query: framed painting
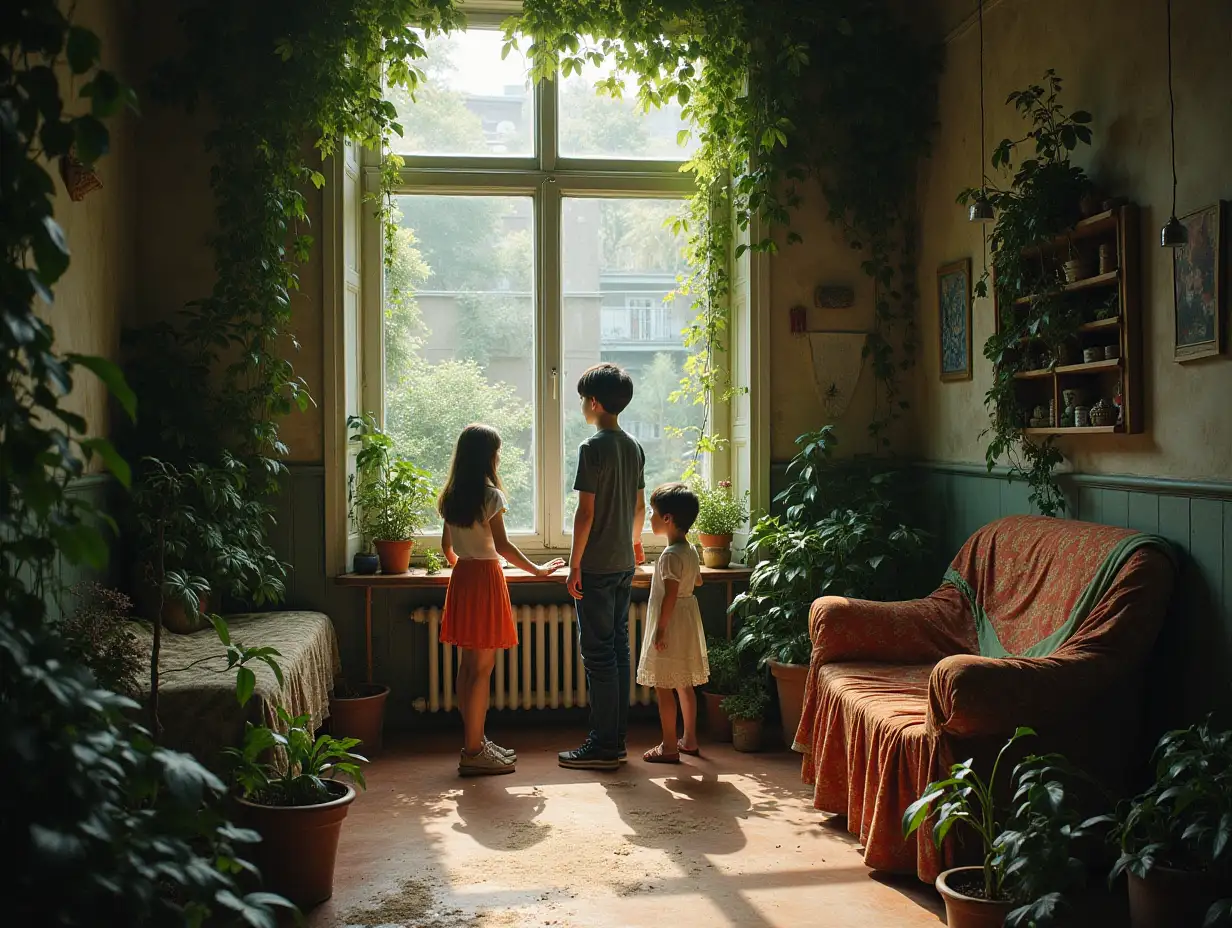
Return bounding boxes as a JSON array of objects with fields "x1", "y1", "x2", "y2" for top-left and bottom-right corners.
[
  {"x1": 938, "y1": 258, "x2": 973, "y2": 382},
  {"x1": 1173, "y1": 201, "x2": 1226, "y2": 361}
]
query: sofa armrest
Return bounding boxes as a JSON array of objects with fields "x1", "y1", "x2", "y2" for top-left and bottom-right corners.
[
  {"x1": 927, "y1": 652, "x2": 1114, "y2": 737},
  {"x1": 810, "y1": 588, "x2": 974, "y2": 664}
]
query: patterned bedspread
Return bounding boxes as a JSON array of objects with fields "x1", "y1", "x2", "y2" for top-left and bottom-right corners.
[{"x1": 131, "y1": 611, "x2": 340, "y2": 768}]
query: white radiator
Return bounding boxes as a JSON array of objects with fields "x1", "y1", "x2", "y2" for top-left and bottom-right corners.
[{"x1": 411, "y1": 603, "x2": 653, "y2": 712}]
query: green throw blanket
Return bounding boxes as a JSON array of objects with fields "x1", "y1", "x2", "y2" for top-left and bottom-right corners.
[{"x1": 943, "y1": 533, "x2": 1175, "y2": 659}]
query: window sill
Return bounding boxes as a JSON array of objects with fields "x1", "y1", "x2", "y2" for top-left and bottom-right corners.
[{"x1": 334, "y1": 563, "x2": 752, "y2": 589}]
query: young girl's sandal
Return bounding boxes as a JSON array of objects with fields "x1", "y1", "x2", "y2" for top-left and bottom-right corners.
[
  {"x1": 643, "y1": 743, "x2": 680, "y2": 764},
  {"x1": 676, "y1": 739, "x2": 700, "y2": 757}
]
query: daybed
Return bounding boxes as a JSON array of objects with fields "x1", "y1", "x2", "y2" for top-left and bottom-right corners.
[{"x1": 132, "y1": 610, "x2": 340, "y2": 766}]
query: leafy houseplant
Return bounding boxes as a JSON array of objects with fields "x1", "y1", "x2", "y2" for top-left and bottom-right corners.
[
  {"x1": 958, "y1": 71, "x2": 1097, "y2": 517},
  {"x1": 702, "y1": 636, "x2": 746, "y2": 743},
  {"x1": 348, "y1": 414, "x2": 435, "y2": 575},
  {"x1": 1106, "y1": 719, "x2": 1232, "y2": 928},
  {"x1": 692, "y1": 478, "x2": 749, "y2": 568},
  {"x1": 721, "y1": 682, "x2": 770, "y2": 753},
  {"x1": 730, "y1": 427, "x2": 927, "y2": 746},
  {"x1": 904, "y1": 727, "x2": 1105, "y2": 928},
  {"x1": 227, "y1": 708, "x2": 368, "y2": 907}
]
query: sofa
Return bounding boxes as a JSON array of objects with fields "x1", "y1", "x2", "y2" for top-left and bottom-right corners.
[{"x1": 793, "y1": 515, "x2": 1176, "y2": 882}]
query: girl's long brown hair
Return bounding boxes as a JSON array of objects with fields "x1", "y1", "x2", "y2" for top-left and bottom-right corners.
[{"x1": 438, "y1": 424, "x2": 503, "y2": 527}]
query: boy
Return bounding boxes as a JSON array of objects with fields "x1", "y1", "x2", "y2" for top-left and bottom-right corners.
[{"x1": 560, "y1": 363, "x2": 646, "y2": 771}]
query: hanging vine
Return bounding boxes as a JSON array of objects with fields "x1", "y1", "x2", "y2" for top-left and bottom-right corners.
[
  {"x1": 958, "y1": 71, "x2": 1095, "y2": 516},
  {"x1": 511, "y1": 0, "x2": 939, "y2": 458},
  {"x1": 125, "y1": 0, "x2": 464, "y2": 613}
]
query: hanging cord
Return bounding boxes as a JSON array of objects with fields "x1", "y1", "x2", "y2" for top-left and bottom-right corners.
[
  {"x1": 1167, "y1": 0, "x2": 1178, "y2": 218},
  {"x1": 978, "y1": 0, "x2": 987, "y2": 191}
]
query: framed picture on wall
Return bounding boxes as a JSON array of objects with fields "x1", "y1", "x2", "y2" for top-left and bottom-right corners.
[
  {"x1": 1173, "y1": 201, "x2": 1226, "y2": 362},
  {"x1": 937, "y1": 258, "x2": 973, "y2": 382}
]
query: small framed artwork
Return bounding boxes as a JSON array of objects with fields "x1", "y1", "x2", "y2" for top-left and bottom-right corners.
[
  {"x1": 1173, "y1": 201, "x2": 1226, "y2": 361},
  {"x1": 938, "y1": 258, "x2": 973, "y2": 382}
]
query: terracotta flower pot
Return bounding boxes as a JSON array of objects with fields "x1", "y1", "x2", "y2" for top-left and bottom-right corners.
[
  {"x1": 1127, "y1": 866, "x2": 1223, "y2": 928},
  {"x1": 698, "y1": 533, "x2": 733, "y2": 568},
  {"x1": 238, "y1": 780, "x2": 356, "y2": 908},
  {"x1": 768, "y1": 660, "x2": 809, "y2": 749},
  {"x1": 330, "y1": 683, "x2": 390, "y2": 754},
  {"x1": 374, "y1": 538, "x2": 413, "y2": 574},
  {"x1": 703, "y1": 691, "x2": 733, "y2": 742},
  {"x1": 731, "y1": 718, "x2": 763, "y2": 752},
  {"x1": 935, "y1": 867, "x2": 1015, "y2": 928}
]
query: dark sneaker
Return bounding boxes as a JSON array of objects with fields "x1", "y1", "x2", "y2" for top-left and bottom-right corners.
[{"x1": 558, "y1": 738, "x2": 620, "y2": 771}]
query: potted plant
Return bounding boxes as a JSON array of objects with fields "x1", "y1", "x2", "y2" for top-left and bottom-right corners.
[
  {"x1": 226, "y1": 707, "x2": 368, "y2": 908},
  {"x1": 348, "y1": 414, "x2": 435, "y2": 574},
  {"x1": 730, "y1": 427, "x2": 926, "y2": 748},
  {"x1": 1105, "y1": 718, "x2": 1231, "y2": 928},
  {"x1": 329, "y1": 676, "x2": 391, "y2": 755},
  {"x1": 905, "y1": 727, "x2": 1106, "y2": 928},
  {"x1": 692, "y1": 478, "x2": 749, "y2": 568},
  {"x1": 722, "y1": 683, "x2": 769, "y2": 753},
  {"x1": 703, "y1": 637, "x2": 743, "y2": 742}
]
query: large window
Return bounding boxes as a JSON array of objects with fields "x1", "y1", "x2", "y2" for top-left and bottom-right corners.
[{"x1": 369, "y1": 21, "x2": 703, "y2": 551}]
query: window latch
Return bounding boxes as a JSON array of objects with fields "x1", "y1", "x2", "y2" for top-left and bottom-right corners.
[{"x1": 550, "y1": 366, "x2": 558, "y2": 400}]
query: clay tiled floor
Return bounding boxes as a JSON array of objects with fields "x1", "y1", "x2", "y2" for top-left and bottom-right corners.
[{"x1": 306, "y1": 723, "x2": 944, "y2": 928}]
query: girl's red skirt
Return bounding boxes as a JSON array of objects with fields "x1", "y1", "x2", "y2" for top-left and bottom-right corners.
[{"x1": 439, "y1": 558, "x2": 517, "y2": 650}]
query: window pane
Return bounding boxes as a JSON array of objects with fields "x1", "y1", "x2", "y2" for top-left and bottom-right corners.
[
  {"x1": 384, "y1": 195, "x2": 536, "y2": 532},
  {"x1": 390, "y1": 30, "x2": 532, "y2": 157},
  {"x1": 559, "y1": 44, "x2": 698, "y2": 160},
  {"x1": 561, "y1": 198, "x2": 700, "y2": 533}
]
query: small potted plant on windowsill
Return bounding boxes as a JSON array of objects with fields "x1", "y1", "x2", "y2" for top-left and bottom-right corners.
[
  {"x1": 226, "y1": 707, "x2": 368, "y2": 908},
  {"x1": 722, "y1": 683, "x2": 769, "y2": 753},
  {"x1": 691, "y1": 479, "x2": 748, "y2": 568},
  {"x1": 1104, "y1": 717, "x2": 1231, "y2": 928},
  {"x1": 348, "y1": 414, "x2": 435, "y2": 575},
  {"x1": 904, "y1": 727, "x2": 1108, "y2": 928}
]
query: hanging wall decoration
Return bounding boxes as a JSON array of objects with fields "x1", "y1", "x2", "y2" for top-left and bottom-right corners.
[
  {"x1": 1173, "y1": 201, "x2": 1226, "y2": 361},
  {"x1": 937, "y1": 258, "x2": 973, "y2": 381},
  {"x1": 808, "y1": 332, "x2": 867, "y2": 420}
]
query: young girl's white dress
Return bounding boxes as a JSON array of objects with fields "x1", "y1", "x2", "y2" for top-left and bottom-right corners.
[{"x1": 636, "y1": 542, "x2": 710, "y2": 689}]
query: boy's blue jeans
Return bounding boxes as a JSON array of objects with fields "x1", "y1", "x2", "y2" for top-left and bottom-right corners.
[{"x1": 575, "y1": 569, "x2": 634, "y2": 752}]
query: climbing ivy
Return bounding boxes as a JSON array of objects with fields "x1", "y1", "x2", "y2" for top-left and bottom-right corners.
[
  {"x1": 510, "y1": 0, "x2": 939, "y2": 456},
  {"x1": 1, "y1": 4, "x2": 289, "y2": 924}
]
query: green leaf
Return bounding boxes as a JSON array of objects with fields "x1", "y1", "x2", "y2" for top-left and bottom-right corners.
[
  {"x1": 80, "y1": 437, "x2": 131, "y2": 487},
  {"x1": 68, "y1": 353, "x2": 136, "y2": 420},
  {"x1": 236, "y1": 666, "x2": 256, "y2": 707},
  {"x1": 66, "y1": 27, "x2": 102, "y2": 74}
]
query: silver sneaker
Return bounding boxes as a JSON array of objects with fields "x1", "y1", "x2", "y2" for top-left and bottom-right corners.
[
  {"x1": 484, "y1": 737, "x2": 516, "y2": 761},
  {"x1": 459, "y1": 742, "x2": 515, "y2": 777}
]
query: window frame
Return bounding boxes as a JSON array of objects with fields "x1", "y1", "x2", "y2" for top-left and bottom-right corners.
[{"x1": 325, "y1": 12, "x2": 770, "y2": 573}]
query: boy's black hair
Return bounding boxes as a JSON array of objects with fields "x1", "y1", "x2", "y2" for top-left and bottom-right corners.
[
  {"x1": 577, "y1": 362, "x2": 634, "y2": 415},
  {"x1": 650, "y1": 482, "x2": 700, "y2": 533}
]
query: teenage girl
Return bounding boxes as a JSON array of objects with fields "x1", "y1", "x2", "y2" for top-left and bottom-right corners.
[{"x1": 439, "y1": 424, "x2": 564, "y2": 776}]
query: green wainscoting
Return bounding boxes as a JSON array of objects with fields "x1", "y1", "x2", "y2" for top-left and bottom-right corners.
[{"x1": 272, "y1": 466, "x2": 735, "y2": 730}]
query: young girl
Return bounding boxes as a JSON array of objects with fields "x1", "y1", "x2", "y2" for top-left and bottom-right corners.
[
  {"x1": 439, "y1": 424, "x2": 564, "y2": 776},
  {"x1": 635, "y1": 482, "x2": 708, "y2": 763}
]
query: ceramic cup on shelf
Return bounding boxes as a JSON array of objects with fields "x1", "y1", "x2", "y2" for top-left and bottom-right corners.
[
  {"x1": 1074, "y1": 406, "x2": 1091, "y2": 428},
  {"x1": 1105, "y1": 344, "x2": 1120, "y2": 359},
  {"x1": 1062, "y1": 388, "x2": 1087, "y2": 408},
  {"x1": 1083, "y1": 346, "x2": 1102, "y2": 363}
]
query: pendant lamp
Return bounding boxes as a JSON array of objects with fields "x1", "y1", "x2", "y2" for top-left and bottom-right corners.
[
  {"x1": 1161, "y1": 0, "x2": 1187, "y2": 248},
  {"x1": 969, "y1": 0, "x2": 994, "y2": 223}
]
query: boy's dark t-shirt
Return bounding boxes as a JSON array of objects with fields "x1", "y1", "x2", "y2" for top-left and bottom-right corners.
[{"x1": 573, "y1": 428, "x2": 645, "y2": 573}]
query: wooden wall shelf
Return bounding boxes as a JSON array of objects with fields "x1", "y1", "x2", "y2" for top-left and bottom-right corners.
[{"x1": 994, "y1": 203, "x2": 1143, "y2": 436}]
